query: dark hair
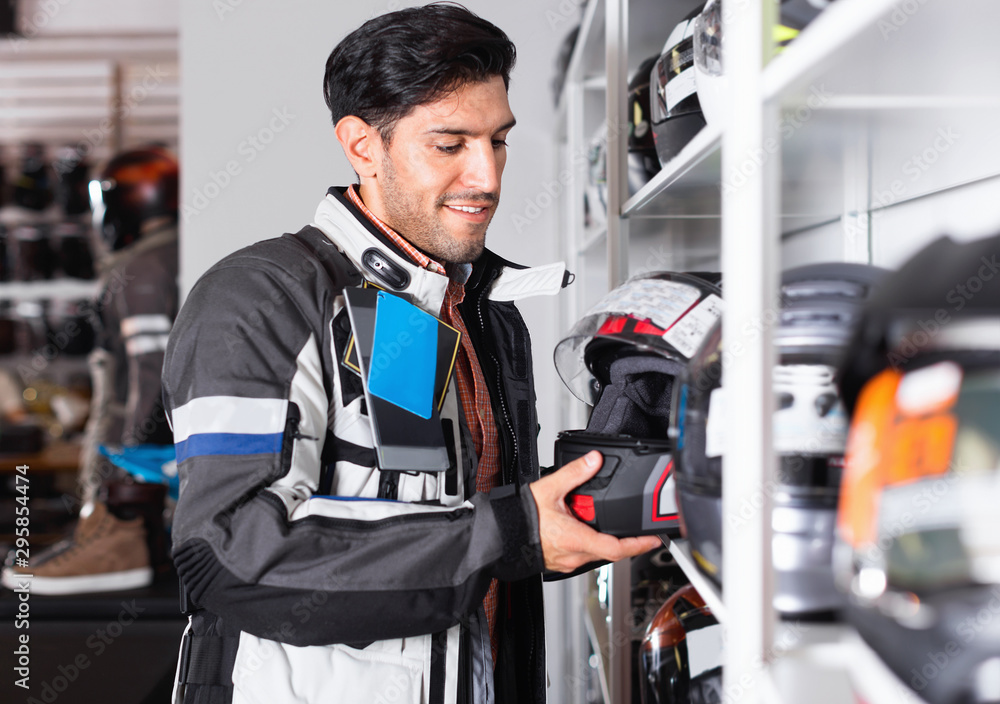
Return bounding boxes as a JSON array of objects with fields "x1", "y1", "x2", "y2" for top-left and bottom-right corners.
[{"x1": 323, "y1": 2, "x2": 516, "y2": 144}]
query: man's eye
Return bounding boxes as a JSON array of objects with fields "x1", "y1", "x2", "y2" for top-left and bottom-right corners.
[
  {"x1": 434, "y1": 144, "x2": 461, "y2": 154},
  {"x1": 492, "y1": 139, "x2": 508, "y2": 149}
]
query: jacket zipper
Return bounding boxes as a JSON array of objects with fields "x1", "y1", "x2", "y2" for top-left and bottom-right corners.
[
  {"x1": 472, "y1": 280, "x2": 519, "y2": 486},
  {"x1": 280, "y1": 402, "x2": 304, "y2": 476}
]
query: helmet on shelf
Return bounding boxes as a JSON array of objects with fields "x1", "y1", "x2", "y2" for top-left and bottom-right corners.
[
  {"x1": 91, "y1": 146, "x2": 179, "y2": 252},
  {"x1": 692, "y1": 0, "x2": 725, "y2": 128},
  {"x1": 670, "y1": 262, "x2": 883, "y2": 614},
  {"x1": 650, "y1": 8, "x2": 706, "y2": 168},
  {"x1": 834, "y1": 233, "x2": 1000, "y2": 704},
  {"x1": 639, "y1": 583, "x2": 723, "y2": 704},
  {"x1": 54, "y1": 146, "x2": 92, "y2": 217},
  {"x1": 692, "y1": 0, "x2": 819, "y2": 128},
  {"x1": 12, "y1": 143, "x2": 55, "y2": 212},
  {"x1": 554, "y1": 271, "x2": 722, "y2": 537},
  {"x1": 771, "y1": 262, "x2": 886, "y2": 615},
  {"x1": 629, "y1": 54, "x2": 662, "y2": 193}
]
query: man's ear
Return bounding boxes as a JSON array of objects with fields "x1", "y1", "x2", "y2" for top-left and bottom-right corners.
[{"x1": 334, "y1": 116, "x2": 382, "y2": 178}]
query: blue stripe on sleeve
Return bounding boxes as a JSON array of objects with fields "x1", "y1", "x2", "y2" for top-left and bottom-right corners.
[{"x1": 175, "y1": 432, "x2": 284, "y2": 463}]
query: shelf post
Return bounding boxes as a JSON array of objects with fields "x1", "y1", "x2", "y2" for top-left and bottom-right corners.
[
  {"x1": 605, "y1": 1, "x2": 633, "y2": 701},
  {"x1": 720, "y1": 1, "x2": 778, "y2": 703},
  {"x1": 606, "y1": 0, "x2": 629, "y2": 290}
]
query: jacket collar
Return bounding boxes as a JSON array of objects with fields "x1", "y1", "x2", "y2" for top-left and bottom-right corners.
[
  {"x1": 313, "y1": 187, "x2": 450, "y2": 314},
  {"x1": 312, "y1": 187, "x2": 568, "y2": 313}
]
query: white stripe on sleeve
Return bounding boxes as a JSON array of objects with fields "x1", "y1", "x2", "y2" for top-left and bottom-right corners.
[{"x1": 171, "y1": 396, "x2": 289, "y2": 444}]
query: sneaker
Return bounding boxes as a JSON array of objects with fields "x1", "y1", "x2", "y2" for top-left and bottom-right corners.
[{"x1": 1, "y1": 501, "x2": 153, "y2": 595}]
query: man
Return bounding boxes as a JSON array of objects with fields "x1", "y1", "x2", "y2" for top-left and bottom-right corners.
[
  {"x1": 164, "y1": 5, "x2": 658, "y2": 703},
  {"x1": 1, "y1": 147, "x2": 178, "y2": 595}
]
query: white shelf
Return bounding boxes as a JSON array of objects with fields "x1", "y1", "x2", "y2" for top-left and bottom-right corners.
[
  {"x1": 558, "y1": 2, "x2": 1000, "y2": 703},
  {"x1": 765, "y1": 0, "x2": 1000, "y2": 104},
  {"x1": 668, "y1": 539, "x2": 728, "y2": 624},
  {"x1": 766, "y1": 0, "x2": 1000, "y2": 225},
  {"x1": 763, "y1": 622, "x2": 932, "y2": 704},
  {"x1": 0, "y1": 279, "x2": 101, "y2": 300},
  {"x1": 0, "y1": 33, "x2": 178, "y2": 61},
  {"x1": 555, "y1": 0, "x2": 606, "y2": 134},
  {"x1": 622, "y1": 123, "x2": 722, "y2": 219},
  {"x1": 840, "y1": 629, "x2": 931, "y2": 704}
]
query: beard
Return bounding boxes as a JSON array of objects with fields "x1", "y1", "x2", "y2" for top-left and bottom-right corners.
[{"x1": 378, "y1": 154, "x2": 497, "y2": 265}]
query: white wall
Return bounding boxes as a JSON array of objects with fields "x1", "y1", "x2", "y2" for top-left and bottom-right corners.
[
  {"x1": 179, "y1": 1, "x2": 578, "y2": 698},
  {"x1": 18, "y1": 0, "x2": 178, "y2": 34}
]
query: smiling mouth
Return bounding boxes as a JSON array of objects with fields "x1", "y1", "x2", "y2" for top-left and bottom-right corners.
[{"x1": 445, "y1": 205, "x2": 488, "y2": 214}]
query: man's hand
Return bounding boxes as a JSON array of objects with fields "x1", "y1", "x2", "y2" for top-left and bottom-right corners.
[{"x1": 530, "y1": 450, "x2": 662, "y2": 573}]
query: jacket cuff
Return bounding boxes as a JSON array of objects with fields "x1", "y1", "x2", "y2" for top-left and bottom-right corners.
[{"x1": 488, "y1": 484, "x2": 544, "y2": 580}]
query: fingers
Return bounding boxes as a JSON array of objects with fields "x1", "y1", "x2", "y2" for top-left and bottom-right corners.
[
  {"x1": 539, "y1": 509, "x2": 660, "y2": 572},
  {"x1": 530, "y1": 450, "x2": 661, "y2": 572},
  {"x1": 570, "y1": 525, "x2": 660, "y2": 563},
  {"x1": 541, "y1": 450, "x2": 603, "y2": 496}
]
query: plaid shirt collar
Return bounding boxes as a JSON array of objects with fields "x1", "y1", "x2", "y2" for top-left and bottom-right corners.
[{"x1": 346, "y1": 184, "x2": 450, "y2": 277}]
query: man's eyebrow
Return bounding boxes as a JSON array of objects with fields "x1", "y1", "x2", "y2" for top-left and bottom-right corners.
[{"x1": 426, "y1": 118, "x2": 517, "y2": 136}]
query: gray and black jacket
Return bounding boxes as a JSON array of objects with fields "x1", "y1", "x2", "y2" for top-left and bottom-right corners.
[
  {"x1": 80, "y1": 225, "x2": 178, "y2": 503},
  {"x1": 164, "y1": 188, "x2": 568, "y2": 704}
]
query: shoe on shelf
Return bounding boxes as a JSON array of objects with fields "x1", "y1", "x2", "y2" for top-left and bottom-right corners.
[{"x1": 2, "y1": 501, "x2": 153, "y2": 595}]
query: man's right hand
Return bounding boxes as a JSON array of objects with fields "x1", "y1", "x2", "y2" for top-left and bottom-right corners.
[{"x1": 529, "y1": 450, "x2": 661, "y2": 573}]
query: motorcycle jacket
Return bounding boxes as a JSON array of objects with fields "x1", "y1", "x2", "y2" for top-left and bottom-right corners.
[
  {"x1": 164, "y1": 187, "x2": 568, "y2": 704},
  {"x1": 79, "y1": 224, "x2": 178, "y2": 503}
]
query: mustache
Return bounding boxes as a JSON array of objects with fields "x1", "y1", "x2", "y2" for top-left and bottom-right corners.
[{"x1": 436, "y1": 191, "x2": 499, "y2": 207}]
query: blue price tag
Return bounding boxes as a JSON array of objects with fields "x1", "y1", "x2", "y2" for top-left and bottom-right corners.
[{"x1": 367, "y1": 292, "x2": 438, "y2": 419}]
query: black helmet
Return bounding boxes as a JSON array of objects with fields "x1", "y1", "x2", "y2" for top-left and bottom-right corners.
[
  {"x1": 639, "y1": 583, "x2": 723, "y2": 704},
  {"x1": 54, "y1": 147, "x2": 92, "y2": 217},
  {"x1": 555, "y1": 271, "x2": 722, "y2": 537},
  {"x1": 692, "y1": 0, "x2": 815, "y2": 128},
  {"x1": 771, "y1": 262, "x2": 886, "y2": 615},
  {"x1": 91, "y1": 147, "x2": 179, "y2": 252},
  {"x1": 670, "y1": 262, "x2": 883, "y2": 609},
  {"x1": 12, "y1": 143, "x2": 55, "y2": 212},
  {"x1": 835, "y1": 233, "x2": 1000, "y2": 704},
  {"x1": 629, "y1": 54, "x2": 662, "y2": 192},
  {"x1": 650, "y1": 8, "x2": 706, "y2": 168}
]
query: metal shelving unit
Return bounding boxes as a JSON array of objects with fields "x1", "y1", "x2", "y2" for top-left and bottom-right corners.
[{"x1": 555, "y1": 0, "x2": 1000, "y2": 702}]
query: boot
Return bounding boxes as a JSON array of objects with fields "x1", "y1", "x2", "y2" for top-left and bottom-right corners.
[
  {"x1": 102, "y1": 480, "x2": 171, "y2": 580},
  {"x1": 1, "y1": 501, "x2": 152, "y2": 595}
]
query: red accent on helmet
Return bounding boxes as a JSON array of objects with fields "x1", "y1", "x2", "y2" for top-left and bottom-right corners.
[
  {"x1": 651, "y1": 461, "x2": 676, "y2": 522},
  {"x1": 568, "y1": 494, "x2": 596, "y2": 523},
  {"x1": 597, "y1": 315, "x2": 628, "y2": 336},
  {"x1": 633, "y1": 319, "x2": 666, "y2": 336}
]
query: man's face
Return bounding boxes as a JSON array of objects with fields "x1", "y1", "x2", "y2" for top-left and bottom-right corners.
[{"x1": 366, "y1": 75, "x2": 515, "y2": 265}]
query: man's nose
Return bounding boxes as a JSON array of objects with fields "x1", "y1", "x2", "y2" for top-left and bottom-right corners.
[{"x1": 460, "y1": 141, "x2": 501, "y2": 196}]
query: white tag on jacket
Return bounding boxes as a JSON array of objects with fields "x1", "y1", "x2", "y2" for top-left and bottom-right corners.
[{"x1": 489, "y1": 261, "x2": 567, "y2": 301}]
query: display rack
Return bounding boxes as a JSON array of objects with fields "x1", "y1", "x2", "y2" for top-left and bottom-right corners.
[{"x1": 554, "y1": 0, "x2": 999, "y2": 702}]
